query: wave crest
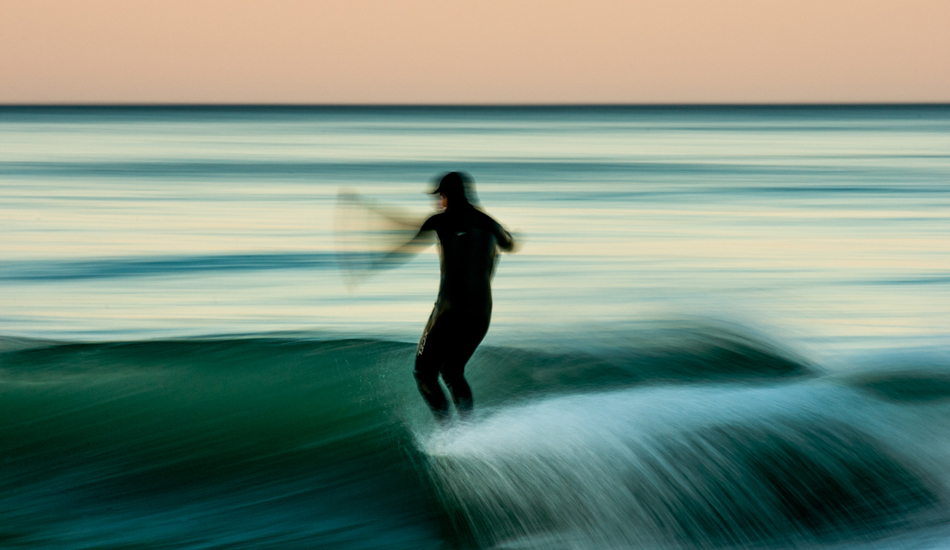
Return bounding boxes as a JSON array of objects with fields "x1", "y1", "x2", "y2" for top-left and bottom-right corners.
[{"x1": 424, "y1": 387, "x2": 943, "y2": 548}]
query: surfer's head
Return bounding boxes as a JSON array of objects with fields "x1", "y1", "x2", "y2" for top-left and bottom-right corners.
[{"x1": 431, "y1": 171, "x2": 478, "y2": 207}]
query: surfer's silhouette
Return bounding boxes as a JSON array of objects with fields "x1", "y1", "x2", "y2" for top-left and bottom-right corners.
[{"x1": 389, "y1": 172, "x2": 516, "y2": 422}]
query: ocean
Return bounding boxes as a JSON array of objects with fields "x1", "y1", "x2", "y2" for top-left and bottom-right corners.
[{"x1": 0, "y1": 105, "x2": 948, "y2": 548}]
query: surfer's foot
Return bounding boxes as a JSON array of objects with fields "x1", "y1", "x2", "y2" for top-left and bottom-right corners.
[
  {"x1": 456, "y1": 405, "x2": 473, "y2": 423},
  {"x1": 432, "y1": 408, "x2": 451, "y2": 425}
]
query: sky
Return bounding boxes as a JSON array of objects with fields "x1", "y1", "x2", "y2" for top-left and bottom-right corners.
[{"x1": 2, "y1": 0, "x2": 949, "y2": 104}]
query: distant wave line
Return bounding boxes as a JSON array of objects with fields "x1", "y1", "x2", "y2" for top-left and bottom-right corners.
[
  {"x1": 2, "y1": 159, "x2": 945, "y2": 183},
  {"x1": 0, "y1": 252, "x2": 361, "y2": 281},
  {"x1": 864, "y1": 275, "x2": 950, "y2": 286}
]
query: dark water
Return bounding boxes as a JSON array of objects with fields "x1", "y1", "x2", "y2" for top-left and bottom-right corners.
[
  {"x1": 1, "y1": 330, "x2": 949, "y2": 549},
  {"x1": 1, "y1": 106, "x2": 949, "y2": 548}
]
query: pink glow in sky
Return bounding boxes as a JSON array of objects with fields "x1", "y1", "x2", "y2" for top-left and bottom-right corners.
[{"x1": 2, "y1": 0, "x2": 949, "y2": 104}]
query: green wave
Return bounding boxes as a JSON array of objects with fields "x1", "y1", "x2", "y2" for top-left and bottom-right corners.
[{"x1": 0, "y1": 332, "x2": 943, "y2": 549}]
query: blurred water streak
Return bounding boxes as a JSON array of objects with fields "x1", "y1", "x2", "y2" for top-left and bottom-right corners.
[{"x1": 1, "y1": 106, "x2": 948, "y2": 357}]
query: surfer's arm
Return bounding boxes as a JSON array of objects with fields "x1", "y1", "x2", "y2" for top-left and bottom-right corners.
[
  {"x1": 494, "y1": 222, "x2": 516, "y2": 252},
  {"x1": 376, "y1": 221, "x2": 436, "y2": 268}
]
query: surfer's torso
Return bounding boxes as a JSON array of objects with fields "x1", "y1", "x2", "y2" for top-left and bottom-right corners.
[{"x1": 421, "y1": 206, "x2": 513, "y2": 318}]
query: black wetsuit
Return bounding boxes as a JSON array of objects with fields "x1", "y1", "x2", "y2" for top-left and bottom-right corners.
[{"x1": 414, "y1": 204, "x2": 514, "y2": 420}]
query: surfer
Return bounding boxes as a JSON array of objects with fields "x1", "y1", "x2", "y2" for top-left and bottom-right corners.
[{"x1": 392, "y1": 172, "x2": 516, "y2": 422}]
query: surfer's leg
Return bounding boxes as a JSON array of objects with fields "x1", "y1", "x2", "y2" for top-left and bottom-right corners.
[
  {"x1": 441, "y1": 370, "x2": 473, "y2": 419},
  {"x1": 441, "y1": 317, "x2": 488, "y2": 420},
  {"x1": 413, "y1": 368, "x2": 450, "y2": 422},
  {"x1": 414, "y1": 315, "x2": 450, "y2": 421}
]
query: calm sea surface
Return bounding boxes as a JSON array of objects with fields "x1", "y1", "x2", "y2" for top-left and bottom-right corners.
[{"x1": 2, "y1": 106, "x2": 947, "y2": 359}]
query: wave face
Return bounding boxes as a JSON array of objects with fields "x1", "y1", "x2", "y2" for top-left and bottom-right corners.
[
  {"x1": 0, "y1": 338, "x2": 434, "y2": 549},
  {"x1": 1, "y1": 329, "x2": 949, "y2": 549}
]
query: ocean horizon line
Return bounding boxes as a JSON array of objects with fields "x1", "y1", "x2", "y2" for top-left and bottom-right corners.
[{"x1": 2, "y1": 102, "x2": 949, "y2": 111}]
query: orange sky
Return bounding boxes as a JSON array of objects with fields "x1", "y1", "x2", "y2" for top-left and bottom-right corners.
[{"x1": 2, "y1": 0, "x2": 948, "y2": 104}]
